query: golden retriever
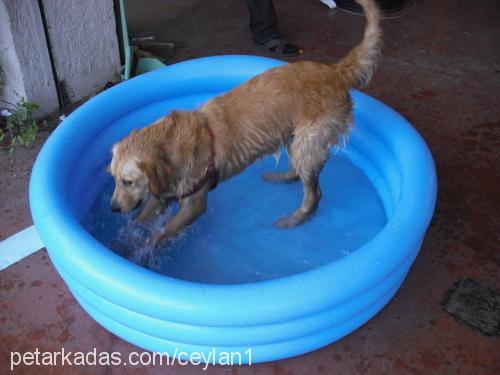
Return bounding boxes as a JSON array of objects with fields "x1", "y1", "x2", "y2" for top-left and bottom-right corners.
[{"x1": 109, "y1": 0, "x2": 381, "y2": 245}]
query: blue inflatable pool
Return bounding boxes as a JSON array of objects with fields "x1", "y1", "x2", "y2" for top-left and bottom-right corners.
[{"x1": 30, "y1": 56, "x2": 436, "y2": 363}]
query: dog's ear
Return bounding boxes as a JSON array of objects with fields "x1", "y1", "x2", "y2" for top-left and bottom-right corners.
[{"x1": 139, "y1": 156, "x2": 171, "y2": 198}]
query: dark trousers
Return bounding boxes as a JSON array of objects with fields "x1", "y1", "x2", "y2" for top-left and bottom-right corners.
[{"x1": 246, "y1": 0, "x2": 280, "y2": 45}]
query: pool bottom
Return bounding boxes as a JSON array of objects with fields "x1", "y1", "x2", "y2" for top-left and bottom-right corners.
[{"x1": 82, "y1": 150, "x2": 386, "y2": 285}]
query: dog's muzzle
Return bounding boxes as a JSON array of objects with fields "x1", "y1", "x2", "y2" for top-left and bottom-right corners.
[{"x1": 110, "y1": 200, "x2": 121, "y2": 213}]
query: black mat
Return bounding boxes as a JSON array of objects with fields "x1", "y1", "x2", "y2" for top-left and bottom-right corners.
[{"x1": 443, "y1": 278, "x2": 500, "y2": 336}]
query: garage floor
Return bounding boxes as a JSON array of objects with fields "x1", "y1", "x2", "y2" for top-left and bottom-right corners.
[{"x1": 1, "y1": 0, "x2": 499, "y2": 373}]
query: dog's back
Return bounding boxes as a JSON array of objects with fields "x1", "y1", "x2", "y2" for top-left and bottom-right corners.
[
  {"x1": 201, "y1": 0, "x2": 381, "y2": 181},
  {"x1": 109, "y1": 0, "x2": 382, "y2": 242}
]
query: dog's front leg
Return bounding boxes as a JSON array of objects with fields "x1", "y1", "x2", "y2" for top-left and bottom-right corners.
[
  {"x1": 136, "y1": 196, "x2": 174, "y2": 222},
  {"x1": 136, "y1": 197, "x2": 162, "y2": 222},
  {"x1": 151, "y1": 185, "x2": 209, "y2": 246}
]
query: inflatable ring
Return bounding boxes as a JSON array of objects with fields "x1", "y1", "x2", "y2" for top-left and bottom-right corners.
[{"x1": 30, "y1": 56, "x2": 437, "y2": 363}]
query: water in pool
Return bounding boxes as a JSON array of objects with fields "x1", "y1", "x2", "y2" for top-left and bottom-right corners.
[{"x1": 82, "y1": 151, "x2": 386, "y2": 284}]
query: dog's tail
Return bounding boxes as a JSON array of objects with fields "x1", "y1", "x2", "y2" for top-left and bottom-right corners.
[{"x1": 335, "y1": 0, "x2": 381, "y2": 88}]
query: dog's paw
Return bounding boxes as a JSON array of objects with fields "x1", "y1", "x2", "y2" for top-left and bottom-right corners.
[
  {"x1": 262, "y1": 171, "x2": 299, "y2": 184},
  {"x1": 148, "y1": 229, "x2": 176, "y2": 248},
  {"x1": 274, "y1": 215, "x2": 300, "y2": 228},
  {"x1": 148, "y1": 231, "x2": 165, "y2": 247},
  {"x1": 262, "y1": 172, "x2": 281, "y2": 183}
]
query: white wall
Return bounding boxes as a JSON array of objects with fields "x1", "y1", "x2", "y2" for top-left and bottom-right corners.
[
  {"x1": 0, "y1": 0, "x2": 120, "y2": 117},
  {"x1": 41, "y1": 0, "x2": 121, "y2": 103},
  {"x1": 0, "y1": 0, "x2": 59, "y2": 116}
]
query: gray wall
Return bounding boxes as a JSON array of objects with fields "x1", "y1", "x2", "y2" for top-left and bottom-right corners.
[
  {"x1": 0, "y1": 0, "x2": 120, "y2": 117},
  {"x1": 41, "y1": 0, "x2": 121, "y2": 103},
  {"x1": 0, "y1": 0, "x2": 58, "y2": 116}
]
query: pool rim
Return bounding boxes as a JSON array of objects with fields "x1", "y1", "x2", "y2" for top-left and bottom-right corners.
[{"x1": 30, "y1": 55, "x2": 437, "y2": 329}]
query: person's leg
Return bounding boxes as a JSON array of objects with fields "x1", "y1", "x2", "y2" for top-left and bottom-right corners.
[
  {"x1": 246, "y1": 0, "x2": 302, "y2": 56},
  {"x1": 246, "y1": 0, "x2": 280, "y2": 45}
]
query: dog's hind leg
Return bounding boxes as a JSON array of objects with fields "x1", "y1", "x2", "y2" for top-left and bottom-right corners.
[
  {"x1": 262, "y1": 139, "x2": 299, "y2": 184},
  {"x1": 274, "y1": 120, "x2": 337, "y2": 228},
  {"x1": 274, "y1": 171, "x2": 322, "y2": 228}
]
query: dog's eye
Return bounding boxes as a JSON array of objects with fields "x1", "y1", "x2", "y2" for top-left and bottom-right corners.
[{"x1": 122, "y1": 180, "x2": 133, "y2": 187}]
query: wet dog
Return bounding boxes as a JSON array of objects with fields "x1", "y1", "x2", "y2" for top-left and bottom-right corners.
[{"x1": 109, "y1": 0, "x2": 381, "y2": 245}]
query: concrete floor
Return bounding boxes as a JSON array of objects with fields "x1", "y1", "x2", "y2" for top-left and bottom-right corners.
[{"x1": 1, "y1": 0, "x2": 499, "y2": 373}]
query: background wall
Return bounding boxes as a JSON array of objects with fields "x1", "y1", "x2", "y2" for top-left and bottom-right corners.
[
  {"x1": 0, "y1": 0, "x2": 121, "y2": 117},
  {"x1": 41, "y1": 0, "x2": 121, "y2": 104},
  {"x1": 0, "y1": 0, "x2": 58, "y2": 116}
]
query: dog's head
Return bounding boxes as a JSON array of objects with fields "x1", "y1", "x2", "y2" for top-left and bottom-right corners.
[
  {"x1": 108, "y1": 110, "x2": 207, "y2": 213},
  {"x1": 108, "y1": 131, "x2": 172, "y2": 213}
]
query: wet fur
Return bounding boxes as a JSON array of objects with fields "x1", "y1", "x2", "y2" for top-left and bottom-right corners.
[{"x1": 109, "y1": 0, "x2": 381, "y2": 244}]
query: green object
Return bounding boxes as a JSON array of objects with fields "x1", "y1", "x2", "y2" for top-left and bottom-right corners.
[
  {"x1": 119, "y1": 0, "x2": 165, "y2": 80},
  {"x1": 0, "y1": 98, "x2": 46, "y2": 152},
  {"x1": 118, "y1": 0, "x2": 133, "y2": 80},
  {"x1": 135, "y1": 57, "x2": 167, "y2": 76}
]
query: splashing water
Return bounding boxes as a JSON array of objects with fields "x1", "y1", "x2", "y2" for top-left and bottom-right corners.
[{"x1": 81, "y1": 152, "x2": 387, "y2": 284}]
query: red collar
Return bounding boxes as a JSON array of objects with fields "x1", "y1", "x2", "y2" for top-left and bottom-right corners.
[{"x1": 177, "y1": 125, "x2": 219, "y2": 200}]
